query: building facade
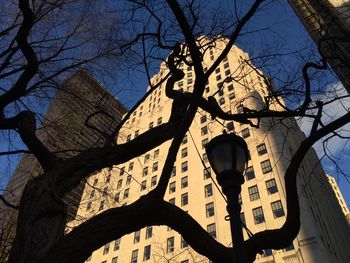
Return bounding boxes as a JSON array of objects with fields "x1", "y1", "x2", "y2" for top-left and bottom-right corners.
[
  {"x1": 2, "y1": 69, "x2": 127, "y2": 220},
  {"x1": 76, "y1": 42, "x2": 350, "y2": 263}
]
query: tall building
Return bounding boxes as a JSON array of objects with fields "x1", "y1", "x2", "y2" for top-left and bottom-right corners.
[
  {"x1": 0, "y1": 70, "x2": 127, "y2": 259},
  {"x1": 287, "y1": 0, "x2": 350, "y2": 92},
  {"x1": 75, "y1": 42, "x2": 350, "y2": 263},
  {"x1": 326, "y1": 175, "x2": 350, "y2": 223}
]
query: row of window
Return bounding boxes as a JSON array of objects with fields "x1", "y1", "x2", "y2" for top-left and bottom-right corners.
[
  {"x1": 168, "y1": 192, "x2": 189, "y2": 206},
  {"x1": 169, "y1": 176, "x2": 188, "y2": 193},
  {"x1": 251, "y1": 200, "x2": 285, "y2": 224},
  {"x1": 244, "y1": 159, "x2": 272, "y2": 180},
  {"x1": 206, "y1": 200, "x2": 285, "y2": 224}
]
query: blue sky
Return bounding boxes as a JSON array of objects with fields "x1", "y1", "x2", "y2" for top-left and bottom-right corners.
[{"x1": 1, "y1": 1, "x2": 349, "y2": 209}]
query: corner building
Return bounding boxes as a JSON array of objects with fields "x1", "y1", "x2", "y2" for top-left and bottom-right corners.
[{"x1": 77, "y1": 41, "x2": 350, "y2": 263}]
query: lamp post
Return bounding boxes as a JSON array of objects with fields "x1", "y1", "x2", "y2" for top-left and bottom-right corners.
[{"x1": 205, "y1": 133, "x2": 248, "y2": 263}]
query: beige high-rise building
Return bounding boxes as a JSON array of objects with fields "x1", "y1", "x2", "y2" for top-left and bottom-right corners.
[{"x1": 75, "y1": 42, "x2": 350, "y2": 263}]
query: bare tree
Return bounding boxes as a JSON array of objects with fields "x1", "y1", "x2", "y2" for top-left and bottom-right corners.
[{"x1": 1, "y1": 1, "x2": 350, "y2": 263}]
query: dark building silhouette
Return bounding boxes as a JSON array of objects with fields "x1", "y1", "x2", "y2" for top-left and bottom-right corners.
[{"x1": 1, "y1": 69, "x2": 127, "y2": 258}]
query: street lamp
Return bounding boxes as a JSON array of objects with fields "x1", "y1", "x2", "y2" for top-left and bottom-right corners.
[{"x1": 205, "y1": 132, "x2": 248, "y2": 263}]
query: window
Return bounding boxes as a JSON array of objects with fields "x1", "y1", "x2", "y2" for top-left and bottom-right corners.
[
  {"x1": 225, "y1": 69, "x2": 231, "y2": 76},
  {"x1": 217, "y1": 82, "x2": 223, "y2": 89},
  {"x1": 149, "y1": 122, "x2": 154, "y2": 129},
  {"x1": 134, "y1": 230, "x2": 141, "y2": 243},
  {"x1": 242, "y1": 128, "x2": 250, "y2": 138},
  {"x1": 143, "y1": 167, "x2": 148, "y2": 177},
  {"x1": 157, "y1": 117, "x2": 162, "y2": 125},
  {"x1": 200, "y1": 115, "x2": 207, "y2": 123},
  {"x1": 144, "y1": 154, "x2": 150, "y2": 163},
  {"x1": 263, "y1": 249, "x2": 272, "y2": 257},
  {"x1": 152, "y1": 162, "x2": 158, "y2": 172},
  {"x1": 181, "y1": 135, "x2": 187, "y2": 144},
  {"x1": 143, "y1": 245, "x2": 151, "y2": 261},
  {"x1": 201, "y1": 126, "x2": 208, "y2": 136},
  {"x1": 229, "y1": 92, "x2": 235, "y2": 100},
  {"x1": 261, "y1": 160, "x2": 272, "y2": 173},
  {"x1": 154, "y1": 149, "x2": 159, "y2": 158},
  {"x1": 181, "y1": 236, "x2": 188, "y2": 248},
  {"x1": 215, "y1": 68, "x2": 220, "y2": 74},
  {"x1": 120, "y1": 167, "x2": 125, "y2": 176},
  {"x1": 181, "y1": 161, "x2": 188, "y2": 172},
  {"x1": 206, "y1": 202, "x2": 215, "y2": 217},
  {"x1": 141, "y1": 180, "x2": 147, "y2": 191},
  {"x1": 112, "y1": 257, "x2": 118, "y2": 263},
  {"x1": 99, "y1": 200, "x2": 104, "y2": 211},
  {"x1": 169, "y1": 198, "x2": 175, "y2": 205},
  {"x1": 131, "y1": 249, "x2": 138, "y2": 263},
  {"x1": 181, "y1": 260, "x2": 189, "y2": 263},
  {"x1": 205, "y1": 86, "x2": 210, "y2": 93},
  {"x1": 127, "y1": 134, "x2": 131, "y2": 142},
  {"x1": 151, "y1": 176, "x2": 157, "y2": 187},
  {"x1": 219, "y1": 97, "x2": 225, "y2": 105},
  {"x1": 135, "y1": 130, "x2": 139, "y2": 137},
  {"x1": 171, "y1": 166, "x2": 176, "y2": 176},
  {"x1": 145, "y1": 226, "x2": 152, "y2": 239},
  {"x1": 181, "y1": 176, "x2": 188, "y2": 188},
  {"x1": 266, "y1": 179, "x2": 278, "y2": 194},
  {"x1": 252, "y1": 207, "x2": 265, "y2": 224},
  {"x1": 114, "y1": 193, "x2": 120, "y2": 203},
  {"x1": 90, "y1": 189, "x2": 95, "y2": 198},
  {"x1": 246, "y1": 166, "x2": 255, "y2": 180},
  {"x1": 181, "y1": 148, "x2": 188, "y2": 158},
  {"x1": 103, "y1": 243, "x2": 110, "y2": 255},
  {"x1": 129, "y1": 162, "x2": 134, "y2": 171},
  {"x1": 224, "y1": 62, "x2": 229, "y2": 68},
  {"x1": 181, "y1": 193, "x2": 188, "y2": 206},
  {"x1": 257, "y1": 143, "x2": 267, "y2": 155},
  {"x1": 203, "y1": 153, "x2": 208, "y2": 163},
  {"x1": 167, "y1": 237, "x2": 174, "y2": 253},
  {"x1": 216, "y1": 74, "x2": 221, "y2": 81},
  {"x1": 169, "y1": 182, "x2": 176, "y2": 193},
  {"x1": 226, "y1": 122, "x2": 234, "y2": 131},
  {"x1": 106, "y1": 174, "x2": 111, "y2": 184},
  {"x1": 271, "y1": 200, "x2": 285, "y2": 218},
  {"x1": 248, "y1": 185, "x2": 260, "y2": 201},
  {"x1": 204, "y1": 168, "x2": 211, "y2": 179},
  {"x1": 86, "y1": 202, "x2": 91, "y2": 211},
  {"x1": 126, "y1": 175, "x2": 132, "y2": 185},
  {"x1": 123, "y1": 188, "x2": 129, "y2": 199},
  {"x1": 284, "y1": 243, "x2": 294, "y2": 251},
  {"x1": 207, "y1": 223, "x2": 216, "y2": 238},
  {"x1": 202, "y1": 138, "x2": 208, "y2": 149},
  {"x1": 117, "y1": 179, "x2": 122, "y2": 189},
  {"x1": 227, "y1": 84, "x2": 234, "y2": 91},
  {"x1": 205, "y1": 184, "x2": 213, "y2": 197},
  {"x1": 238, "y1": 193, "x2": 242, "y2": 205}
]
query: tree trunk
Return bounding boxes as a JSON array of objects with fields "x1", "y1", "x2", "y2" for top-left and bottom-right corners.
[{"x1": 8, "y1": 175, "x2": 67, "y2": 263}]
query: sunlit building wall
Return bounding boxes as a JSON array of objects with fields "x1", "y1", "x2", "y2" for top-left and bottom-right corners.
[{"x1": 76, "y1": 42, "x2": 350, "y2": 263}]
